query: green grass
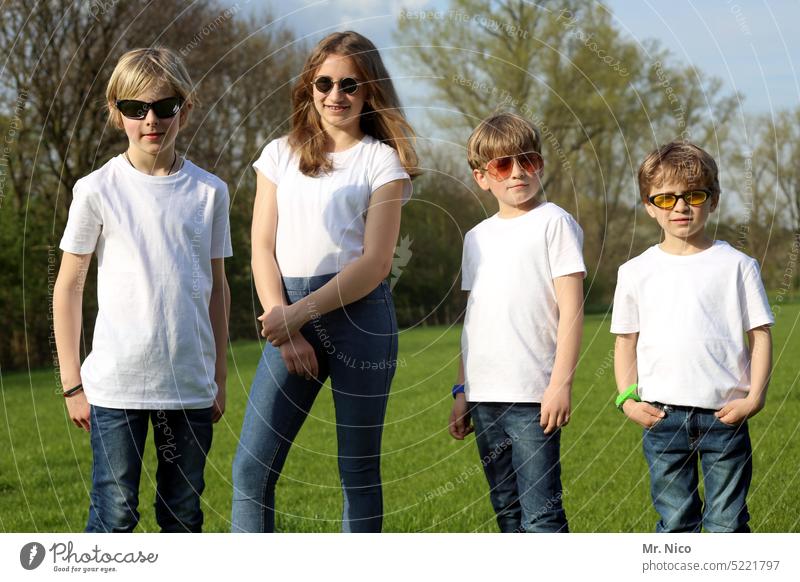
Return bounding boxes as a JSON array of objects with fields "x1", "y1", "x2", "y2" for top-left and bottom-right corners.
[{"x1": 2, "y1": 308, "x2": 800, "y2": 532}]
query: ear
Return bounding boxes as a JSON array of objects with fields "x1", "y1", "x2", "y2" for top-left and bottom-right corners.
[
  {"x1": 179, "y1": 101, "x2": 193, "y2": 128},
  {"x1": 472, "y1": 168, "x2": 491, "y2": 191}
]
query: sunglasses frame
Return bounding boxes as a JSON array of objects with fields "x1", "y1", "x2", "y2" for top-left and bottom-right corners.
[
  {"x1": 311, "y1": 76, "x2": 361, "y2": 96},
  {"x1": 115, "y1": 96, "x2": 184, "y2": 120},
  {"x1": 647, "y1": 189, "x2": 711, "y2": 210},
  {"x1": 481, "y1": 151, "x2": 544, "y2": 181}
]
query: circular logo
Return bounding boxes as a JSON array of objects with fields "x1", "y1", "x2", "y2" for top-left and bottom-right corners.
[{"x1": 20, "y1": 542, "x2": 46, "y2": 570}]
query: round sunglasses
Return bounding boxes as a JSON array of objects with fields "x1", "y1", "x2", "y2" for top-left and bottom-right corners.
[
  {"x1": 311, "y1": 76, "x2": 361, "y2": 95},
  {"x1": 647, "y1": 189, "x2": 710, "y2": 209},
  {"x1": 481, "y1": 152, "x2": 543, "y2": 181},
  {"x1": 115, "y1": 97, "x2": 183, "y2": 120}
]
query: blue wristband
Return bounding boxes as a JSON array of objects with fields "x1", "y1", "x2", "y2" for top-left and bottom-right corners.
[{"x1": 452, "y1": 384, "x2": 465, "y2": 398}]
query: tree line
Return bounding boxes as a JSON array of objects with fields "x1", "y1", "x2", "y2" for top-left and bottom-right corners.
[{"x1": 1, "y1": 0, "x2": 797, "y2": 370}]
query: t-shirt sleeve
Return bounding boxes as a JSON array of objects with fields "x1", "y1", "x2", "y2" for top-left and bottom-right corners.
[
  {"x1": 211, "y1": 184, "x2": 233, "y2": 259},
  {"x1": 741, "y1": 258, "x2": 774, "y2": 330},
  {"x1": 547, "y1": 214, "x2": 586, "y2": 278},
  {"x1": 610, "y1": 264, "x2": 639, "y2": 334},
  {"x1": 59, "y1": 182, "x2": 102, "y2": 255},
  {"x1": 252, "y1": 139, "x2": 282, "y2": 184},
  {"x1": 461, "y1": 232, "x2": 474, "y2": 291},
  {"x1": 369, "y1": 144, "x2": 412, "y2": 204}
]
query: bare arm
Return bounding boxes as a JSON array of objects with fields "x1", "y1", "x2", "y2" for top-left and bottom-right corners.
[
  {"x1": 53, "y1": 252, "x2": 92, "y2": 431},
  {"x1": 716, "y1": 325, "x2": 772, "y2": 424},
  {"x1": 251, "y1": 170, "x2": 319, "y2": 378},
  {"x1": 540, "y1": 273, "x2": 584, "y2": 434},
  {"x1": 209, "y1": 258, "x2": 230, "y2": 422},
  {"x1": 449, "y1": 335, "x2": 472, "y2": 440},
  {"x1": 614, "y1": 332, "x2": 664, "y2": 427},
  {"x1": 262, "y1": 179, "x2": 406, "y2": 345}
]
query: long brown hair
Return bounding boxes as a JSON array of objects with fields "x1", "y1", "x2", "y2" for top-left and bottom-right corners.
[{"x1": 288, "y1": 31, "x2": 420, "y2": 178}]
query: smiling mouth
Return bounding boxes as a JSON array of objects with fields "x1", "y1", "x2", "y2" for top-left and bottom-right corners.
[{"x1": 324, "y1": 104, "x2": 350, "y2": 111}]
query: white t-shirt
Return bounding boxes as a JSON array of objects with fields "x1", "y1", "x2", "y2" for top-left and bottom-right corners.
[
  {"x1": 59, "y1": 155, "x2": 233, "y2": 409},
  {"x1": 253, "y1": 135, "x2": 412, "y2": 277},
  {"x1": 461, "y1": 202, "x2": 586, "y2": 403},
  {"x1": 610, "y1": 241, "x2": 774, "y2": 409}
]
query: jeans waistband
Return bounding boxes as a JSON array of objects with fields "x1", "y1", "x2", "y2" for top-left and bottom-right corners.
[
  {"x1": 652, "y1": 402, "x2": 717, "y2": 414},
  {"x1": 282, "y1": 273, "x2": 337, "y2": 292}
]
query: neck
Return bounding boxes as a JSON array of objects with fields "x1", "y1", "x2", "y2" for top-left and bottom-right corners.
[
  {"x1": 659, "y1": 231, "x2": 714, "y2": 255},
  {"x1": 125, "y1": 146, "x2": 177, "y2": 176},
  {"x1": 497, "y1": 197, "x2": 541, "y2": 219},
  {"x1": 322, "y1": 122, "x2": 365, "y2": 152}
]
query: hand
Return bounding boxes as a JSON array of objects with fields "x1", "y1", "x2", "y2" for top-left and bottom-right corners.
[
  {"x1": 448, "y1": 393, "x2": 473, "y2": 440},
  {"x1": 540, "y1": 384, "x2": 571, "y2": 434},
  {"x1": 716, "y1": 396, "x2": 764, "y2": 426},
  {"x1": 212, "y1": 380, "x2": 226, "y2": 423},
  {"x1": 65, "y1": 391, "x2": 91, "y2": 432},
  {"x1": 259, "y1": 304, "x2": 306, "y2": 347},
  {"x1": 279, "y1": 333, "x2": 319, "y2": 380},
  {"x1": 622, "y1": 400, "x2": 665, "y2": 429}
]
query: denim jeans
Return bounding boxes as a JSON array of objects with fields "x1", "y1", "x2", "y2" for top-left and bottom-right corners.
[
  {"x1": 642, "y1": 403, "x2": 752, "y2": 533},
  {"x1": 86, "y1": 406, "x2": 213, "y2": 533},
  {"x1": 470, "y1": 402, "x2": 568, "y2": 533},
  {"x1": 231, "y1": 274, "x2": 398, "y2": 532}
]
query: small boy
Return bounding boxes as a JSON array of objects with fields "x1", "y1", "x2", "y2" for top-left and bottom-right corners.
[
  {"x1": 449, "y1": 112, "x2": 585, "y2": 533},
  {"x1": 53, "y1": 48, "x2": 232, "y2": 532},
  {"x1": 612, "y1": 141, "x2": 773, "y2": 533}
]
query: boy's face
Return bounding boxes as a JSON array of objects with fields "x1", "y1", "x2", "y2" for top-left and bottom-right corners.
[
  {"x1": 118, "y1": 82, "x2": 189, "y2": 159},
  {"x1": 644, "y1": 179, "x2": 717, "y2": 242},
  {"x1": 472, "y1": 152, "x2": 544, "y2": 213}
]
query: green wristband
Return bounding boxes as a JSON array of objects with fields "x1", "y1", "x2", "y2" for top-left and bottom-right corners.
[{"x1": 615, "y1": 383, "x2": 640, "y2": 411}]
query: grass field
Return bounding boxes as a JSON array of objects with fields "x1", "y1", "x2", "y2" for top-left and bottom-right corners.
[{"x1": 2, "y1": 308, "x2": 799, "y2": 533}]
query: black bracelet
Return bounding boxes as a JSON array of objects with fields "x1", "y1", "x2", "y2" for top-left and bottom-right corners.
[{"x1": 63, "y1": 384, "x2": 83, "y2": 398}]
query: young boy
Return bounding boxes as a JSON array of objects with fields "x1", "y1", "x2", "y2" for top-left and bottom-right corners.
[
  {"x1": 449, "y1": 112, "x2": 585, "y2": 533},
  {"x1": 53, "y1": 48, "x2": 232, "y2": 532},
  {"x1": 612, "y1": 141, "x2": 773, "y2": 533}
]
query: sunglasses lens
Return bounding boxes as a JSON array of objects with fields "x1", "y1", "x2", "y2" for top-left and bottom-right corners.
[
  {"x1": 520, "y1": 152, "x2": 542, "y2": 173},
  {"x1": 686, "y1": 190, "x2": 708, "y2": 205},
  {"x1": 486, "y1": 157, "x2": 513, "y2": 180},
  {"x1": 117, "y1": 100, "x2": 147, "y2": 119},
  {"x1": 652, "y1": 194, "x2": 676, "y2": 209},
  {"x1": 314, "y1": 77, "x2": 334, "y2": 93},
  {"x1": 339, "y1": 78, "x2": 359, "y2": 94},
  {"x1": 151, "y1": 97, "x2": 182, "y2": 118}
]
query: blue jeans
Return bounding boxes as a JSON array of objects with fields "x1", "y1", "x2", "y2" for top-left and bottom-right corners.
[
  {"x1": 86, "y1": 406, "x2": 213, "y2": 533},
  {"x1": 642, "y1": 403, "x2": 752, "y2": 533},
  {"x1": 470, "y1": 402, "x2": 568, "y2": 533},
  {"x1": 231, "y1": 275, "x2": 398, "y2": 532}
]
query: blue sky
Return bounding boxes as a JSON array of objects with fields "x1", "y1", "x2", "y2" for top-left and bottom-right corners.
[{"x1": 226, "y1": 0, "x2": 799, "y2": 117}]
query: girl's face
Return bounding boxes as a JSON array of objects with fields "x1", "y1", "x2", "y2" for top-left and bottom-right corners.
[
  {"x1": 118, "y1": 81, "x2": 188, "y2": 159},
  {"x1": 311, "y1": 54, "x2": 367, "y2": 134}
]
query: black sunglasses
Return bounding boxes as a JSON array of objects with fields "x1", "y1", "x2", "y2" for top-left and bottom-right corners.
[
  {"x1": 647, "y1": 189, "x2": 711, "y2": 210},
  {"x1": 311, "y1": 76, "x2": 361, "y2": 95},
  {"x1": 115, "y1": 97, "x2": 183, "y2": 120}
]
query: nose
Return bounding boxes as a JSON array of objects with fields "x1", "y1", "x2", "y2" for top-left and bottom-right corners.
[
  {"x1": 144, "y1": 107, "x2": 159, "y2": 125},
  {"x1": 673, "y1": 197, "x2": 689, "y2": 212},
  {"x1": 510, "y1": 158, "x2": 527, "y2": 178}
]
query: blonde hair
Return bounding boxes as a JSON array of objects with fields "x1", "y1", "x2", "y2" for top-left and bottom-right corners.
[
  {"x1": 467, "y1": 112, "x2": 542, "y2": 170},
  {"x1": 106, "y1": 47, "x2": 195, "y2": 129},
  {"x1": 288, "y1": 31, "x2": 419, "y2": 177},
  {"x1": 638, "y1": 141, "x2": 720, "y2": 203}
]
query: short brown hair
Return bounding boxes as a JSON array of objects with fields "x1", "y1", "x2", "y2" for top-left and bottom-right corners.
[
  {"x1": 106, "y1": 47, "x2": 195, "y2": 130},
  {"x1": 467, "y1": 112, "x2": 542, "y2": 171},
  {"x1": 638, "y1": 141, "x2": 720, "y2": 204}
]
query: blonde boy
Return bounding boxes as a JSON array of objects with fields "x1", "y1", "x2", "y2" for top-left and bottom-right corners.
[
  {"x1": 449, "y1": 113, "x2": 585, "y2": 532},
  {"x1": 54, "y1": 48, "x2": 231, "y2": 532}
]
